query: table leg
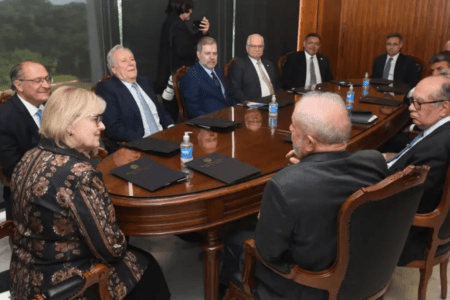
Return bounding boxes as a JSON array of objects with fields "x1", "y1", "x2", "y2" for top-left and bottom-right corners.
[{"x1": 201, "y1": 228, "x2": 224, "y2": 300}]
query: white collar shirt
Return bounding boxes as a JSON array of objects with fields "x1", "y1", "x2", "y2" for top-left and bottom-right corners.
[
  {"x1": 121, "y1": 80, "x2": 162, "y2": 137},
  {"x1": 304, "y1": 51, "x2": 322, "y2": 87},
  {"x1": 17, "y1": 94, "x2": 45, "y2": 128},
  {"x1": 248, "y1": 56, "x2": 272, "y2": 97},
  {"x1": 384, "y1": 53, "x2": 400, "y2": 81}
]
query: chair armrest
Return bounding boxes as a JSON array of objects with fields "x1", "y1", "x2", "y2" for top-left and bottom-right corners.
[
  {"x1": 412, "y1": 210, "x2": 441, "y2": 228},
  {"x1": 42, "y1": 275, "x2": 85, "y2": 300}
]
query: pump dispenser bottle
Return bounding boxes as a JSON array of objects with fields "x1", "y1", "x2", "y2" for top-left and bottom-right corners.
[{"x1": 180, "y1": 132, "x2": 193, "y2": 163}]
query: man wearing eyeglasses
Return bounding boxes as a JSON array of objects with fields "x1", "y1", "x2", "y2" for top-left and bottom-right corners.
[
  {"x1": 386, "y1": 75, "x2": 450, "y2": 266},
  {"x1": 228, "y1": 34, "x2": 281, "y2": 103},
  {"x1": 281, "y1": 33, "x2": 333, "y2": 89},
  {"x1": 0, "y1": 61, "x2": 52, "y2": 220}
]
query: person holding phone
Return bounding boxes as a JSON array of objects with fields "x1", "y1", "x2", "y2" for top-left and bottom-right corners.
[{"x1": 155, "y1": 0, "x2": 210, "y2": 121}]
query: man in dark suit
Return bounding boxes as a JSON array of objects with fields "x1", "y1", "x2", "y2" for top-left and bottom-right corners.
[
  {"x1": 181, "y1": 36, "x2": 235, "y2": 118},
  {"x1": 0, "y1": 61, "x2": 52, "y2": 220},
  {"x1": 96, "y1": 45, "x2": 174, "y2": 153},
  {"x1": 371, "y1": 33, "x2": 420, "y2": 87},
  {"x1": 219, "y1": 91, "x2": 388, "y2": 299},
  {"x1": 386, "y1": 75, "x2": 450, "y2": 265},
  {"x1": 281, "y1": 33, "x2": 333, "y2": 89},
  {"x1": 429, "y1": 50, "x2": 450, "y2": 76},
  {"x1": 228, "y1": 34, "x2": 281, "y2": 103}
]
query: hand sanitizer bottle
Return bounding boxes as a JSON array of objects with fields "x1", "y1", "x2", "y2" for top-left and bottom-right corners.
[
  {"x1": 346, "y1": 84, "x2": 355, "y2": 112},
  {"x1": 180, "y1": 132, "x2": 193, "y2": 163},
  {"x1": 269, "y1": 95, "x2": 278, "y2": 116}
]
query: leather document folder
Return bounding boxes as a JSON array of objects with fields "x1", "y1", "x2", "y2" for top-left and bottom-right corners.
[
  {"x1": 287, "y1": 82, "x2": 329, "y2": 95},
  {"x1": 110, "y1": 157, "x2": 187, "y2": 192},
  {"x1": 359, "y1": 96, "x2": 403, "y2": 107},
  {"x1": 185, "y1": 152, "x2": 261, "y2": 184},
  {"x1": 329, "y1": 80, "x2": 362, "y2": 87},
  {"x1": 376, "y1": 85, "x2": 411, "y2": 94},
  {"x1": 125, "y1": 137, "x2": 180, "y2": 156},
  {"x1": 187, "y1": 117, "x2": 242, "y2": 132},
  {"x1": 370, "y1": 78, "x2": 394, "y2": 85},
  {"x1": 350, "y1": 110, "x2": 378, "y2": 124}
]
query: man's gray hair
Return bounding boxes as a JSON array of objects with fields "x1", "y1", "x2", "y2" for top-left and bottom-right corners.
[
  {"x1": 107, "y1": 44, "x2": 133, "y2": 74},
  {"x1": 293, "y1": 91, "x2": 351, "y2": 145},
  {"x1": 246, "y1": 34, "x2": 264, "y2": 46},
  {"x1": 197, "y1": 36, "x2": 217, "y2": 52}
]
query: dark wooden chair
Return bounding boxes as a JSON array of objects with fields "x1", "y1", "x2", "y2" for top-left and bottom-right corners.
[
  {"x1": 0, "y1": 220, "x2": 112, "y2": 300},
  {"x1": 91, "y1": 75, "x2": 112, "y2": 93},
  {"x1": 173, "y1": 65, "x2": 190, "y2": 122},
  {"x1": 0, "y1": 93, "x2": 13, "y2": 106},
  {"x1": 225, "y1": 57, "x2": 239, "y2": 84},
  {"x1": 224, "y1": 165, "x2": 430, "y2": 300},
  {"x1": 404, "y1": 165, "x2": 450, "y2": 300},
  {"x1": 278, "y1": 51, "x2": 294, "y2": 77}
]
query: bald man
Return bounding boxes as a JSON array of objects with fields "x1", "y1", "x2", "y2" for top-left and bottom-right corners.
[
  {"x1": 220, "y1": 91, "x2": 388, "y2": 299},
  {"x1": 0, "y1": 61, "x2": 52, "y2": 219}
]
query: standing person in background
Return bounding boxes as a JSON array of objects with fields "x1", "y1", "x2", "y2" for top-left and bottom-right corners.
[{"x1": 155, "y1": 0, "x2": 210, "y2": 121}]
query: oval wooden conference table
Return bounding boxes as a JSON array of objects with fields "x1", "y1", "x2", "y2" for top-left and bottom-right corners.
[{"x1": 97, "y1": 82, "x2": 410, "y2": 300}]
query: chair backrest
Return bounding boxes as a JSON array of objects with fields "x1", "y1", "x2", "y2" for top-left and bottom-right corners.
[
  {"x1": 0, "y1": 93, "x2": 13, "y2": 106},
  {"x1": 173, "y1": 65, "x2": 190, "y2": 121},
  {"x1": 0, "y1": 220, "x2": 14, "y2": 241},
  {"x1": 335, "y1": 165, "x2": 428, "y2": 300},
  {"x1": 225, "y1": 57, "x2": 239, "y2": 84},
  {"x1": 278, "y1": 51, "x2": 294, "y2": 77},
  {"x1": 91, "y1": 75, "x2": 112, "y2": 93},
  {"x1": 405, "y1": 53, "x2": 424, "y2": 79}
]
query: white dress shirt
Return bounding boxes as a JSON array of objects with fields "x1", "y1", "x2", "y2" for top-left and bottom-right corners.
[
  {"x1": 248, "y1": 56, "x2": 272, "y2": 97},
  {"x1": 384, "y1": 53, "x2": 400, "y2": 81},
  {"x1": 120, "y1": 80, "x2": 163, "y2": 137},
  {"x1": 17, "y1": 94, "x2": 44, "y2": 128},
  {"x1": 304, "y1": 51, "x2": 322, "y2": 87}
]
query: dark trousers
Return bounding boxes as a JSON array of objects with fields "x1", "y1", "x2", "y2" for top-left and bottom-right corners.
[{"x1": 125, "y1": 245, "x2": 171, "y2": 300}]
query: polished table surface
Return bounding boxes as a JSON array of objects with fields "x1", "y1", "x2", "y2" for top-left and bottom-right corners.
[{"x1": 97, "y1": 83, "x2": 410, "y2": 300}]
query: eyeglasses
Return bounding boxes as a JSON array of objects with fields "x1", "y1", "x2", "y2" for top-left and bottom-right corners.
[
  {"x1": 19, "y1": 77, "x2": 54, "y2": 84},
  {"x1": 247, "y1": 45, "x2": 264, "y2": 49},
  {"x1": 408, "y1": 97, "x2": 448, "y2": 110},
  {"x1": 87, "y1": 113, "x2": 103, "y2": 125}
]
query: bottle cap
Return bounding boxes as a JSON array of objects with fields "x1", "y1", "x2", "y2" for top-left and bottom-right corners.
[
  {"x1": 183, "y1": 132, "x2": 192, "y2": 143},
  {"x1": 271, "y1": 94, "x2": 276, "y2": 102},
  {"x1": 349, "y1": 84, "x2": 354, "y2": 91}
]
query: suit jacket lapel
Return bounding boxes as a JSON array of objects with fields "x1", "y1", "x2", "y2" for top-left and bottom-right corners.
[
  {"x1": 112, "y1": 76, "x2": 142, "y2": 120},
  {"x1": 11, "y1": 95, "x2": 39, "y2": 142}
]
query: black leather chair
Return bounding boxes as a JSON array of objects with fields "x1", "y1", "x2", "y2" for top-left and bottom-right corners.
[{"x1": 224, "y1": 165, "x2": 429, "y2": 300}]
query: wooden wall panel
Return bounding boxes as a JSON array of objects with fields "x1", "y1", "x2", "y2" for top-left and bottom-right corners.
[
  {"x1": 336, "y1": 0, "x2": 450, "y2": 80},
  {"x1": 297, "y1": 0, "x2": 319, "y2": 50}
]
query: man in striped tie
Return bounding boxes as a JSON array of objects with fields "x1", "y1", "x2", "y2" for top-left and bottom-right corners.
[
  {"x1": 371, "y1": 33, "x2": 420, "y2": 87},
  {"x1": 96, "y1": 45, "x2": 174, "y2": 153},
  {"x1": 0, "y1": 61, "x2": 52, "y2": 220},
  {"x1": 386, "y1": 75, "x2": 450, "y2": 265},
  {"x1": 228, "y1": 34, "x2": 281, "y2": 103}
]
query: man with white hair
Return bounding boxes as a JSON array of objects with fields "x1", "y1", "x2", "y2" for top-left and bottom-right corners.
[
  {"x1": 219, "y1": 91, "x2": 388, "y2": 299},
  {"x1": 228, "y1": 34, "x2": 281, "y2": 103},
  {"x1": 96, "y1": 45, "x2": 174, "y2": 153}
]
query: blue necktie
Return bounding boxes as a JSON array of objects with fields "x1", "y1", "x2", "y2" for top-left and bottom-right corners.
[
  {"x1": 387, "y1": 131, "x2": 424, "y2": 163},
  {"x1": 131, "y1": 83, "x2": 159, "y2": 134},
  {"x1": 383, "y1": 57, "x2": 393, "y2": 79},
  {"x1": 211, "y1": 72, "x2": 225, "y2": 97},
  {"x1": 36, "y1": 108, "x2": 43, "y2": 126}
]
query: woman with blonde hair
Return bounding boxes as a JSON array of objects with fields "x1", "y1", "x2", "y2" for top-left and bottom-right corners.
[{"x1": 9, "y1": 86, "x2": 170, "y2": 300}]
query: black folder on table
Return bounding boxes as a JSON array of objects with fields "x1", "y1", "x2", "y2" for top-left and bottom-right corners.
[
  {"x1": 187, "y1": 117, "x2": 242, "y2": 132},
  {"x1": 329, "y1": 80, "x2": 362, "y2": 87},
  {"x1": 185, "y1": 152, "x2": 261, "y2": 184},
  {"x1": 110, "y1": 157, "x2": 187, "y2": 192},
  {"x1": 125, "y1": 137, "x2": 180, "y2": 156},
  {"x1": 359, "y1": 96, "x2": 403, "y2": 107},
  {"x1": 250, "y1": 95, "x2": 295, "y2": 111},
  {"x1": 370, "y1": 78, "x2": 394, "y2": 85},
  {"x1": 376, "y1": 85, "x2": 411, "y2": 94},
  {"x1": 350, "y1": 110, "x2": 378, "y2": 124},
  {"x1": 287, "y1": 83, "x2": 329, "y2": 95}
]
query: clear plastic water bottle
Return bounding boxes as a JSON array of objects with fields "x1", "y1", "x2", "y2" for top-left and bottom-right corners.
[
  {"x1": 346, "y1": 84, "x2": 355, "y2": 112},
  {"x1": 362, "y1": 72, "x2": 370, "y2": 93},
  {"x1": 180, "y1": 131, "x2": 193, "y2": 163},
  {"x1": 269, "y1": 95, "x2": 278, "y2": 117}
]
